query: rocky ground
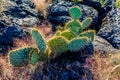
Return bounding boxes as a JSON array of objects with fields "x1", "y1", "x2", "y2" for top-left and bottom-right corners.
[{"x1": 0, "y1": 0, "x2": 120, "y2": 80}]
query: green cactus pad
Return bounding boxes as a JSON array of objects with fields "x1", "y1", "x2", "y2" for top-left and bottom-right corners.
[
  {"x1": 30, "y1": 48, "x2": 40, "y2": 65},
  {"x1": 79, "y1": 30, "x2": 95, "y2": 41},
  {"x1": 66, "y1": 20, "x2": 82, "y2": 35},
  {"x1": 69, "y1": 7, "x2": 82, "y2": 20},
  {"x1": 82, "y1": 17, "x2": 92, "y2": 29},
  {"x1": 116, "y1": 0, "x2": 120, "y2": 8},
  {"x1": 48, "y1": 36, "x2": 69, "y2": 56},
  {"x1": 32, "y1": 28, "x2": 46, "y2": 53},
  {"x1": 68, "y1": 37, "x2": 88, "y2": 52},
  {"x1": 56, "y1": 30, "x2": 61, "y2": 36},
  {"x1": 60, "y1": 30, "x2": 76, "y2": 40},
  {"x1": 100, "y1": 0, "x2": 107, "y2": 7},
  {"x1": 39, "y1": 53, "x2": 48, "y2": 61},
  {"x1": 9, "y1": 47, "x2": 32, "y2": 67}
]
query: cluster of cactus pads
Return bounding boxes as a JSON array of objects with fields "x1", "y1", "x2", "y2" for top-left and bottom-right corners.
[{"x1": 8, "y1": 6, "x2": 95, "y2": 67}]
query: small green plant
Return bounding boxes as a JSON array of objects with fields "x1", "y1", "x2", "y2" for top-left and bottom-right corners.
[
  {"x1": 65, "y1": 6, "x2": 95, "y2": 41},
  {"x1": 65, "y1": 6, "x2": 94, "y2": 36},
  {"x1": 8, "y1": 6, "x2": 95, "y2": 67},
  {"x1": 94, "y1": 0, "x2": 112, "y2": 7},
  {"x1": 71, "y1": 0, "x2": 83, "y2": 2},
  {"x1": 0, "y1": 0, "x2": 3, "y2": 13},
  {"x1": 115, "y1": 0, "x2": 120, "y2": 8},
  {"x1": 99, "y1": 0, "x2": 108, "y2": 7}
]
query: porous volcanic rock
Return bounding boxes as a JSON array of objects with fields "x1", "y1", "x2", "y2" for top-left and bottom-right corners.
[{"x1": 97, "y1": 8, "x2": 120, "y2": 49}]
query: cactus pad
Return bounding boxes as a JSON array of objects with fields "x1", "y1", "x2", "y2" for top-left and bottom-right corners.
[
  {"x1": 56, "y1": 30, "x2": 61, "y2": 36},
  {"x1": 9, "y1": 47, "x2": 32, "y2": 67},
  {"x1": 32, "y1": 28, "x2": 46, "y2": 53},
  {"x1": 66, "y1": 21, "x2": 82, "y2": 35},
  {"x1": 69, "y1": 7, "x2": 82, "y2": 20},
  {"x1": 48, "y1": 36, "x2": 68, "y2": 56},
  {"x1": 79, "y1": 30, "x2": 95, "y2": 41},
  {"x1": 39, "y1": 53, "x2": 48, "y2": 61},
  {"x1": 30, "y1": 48, "x2": 40, "y2": 65},
  {"x1": 82, "y1": 17, "x2": 92, "y2": 29},
  {"x1": 68, "y1": 37, "x2": 88, "y2": 52},
  {"x1": 60, "y1": 30, "x2": 76, "y2": 40}
]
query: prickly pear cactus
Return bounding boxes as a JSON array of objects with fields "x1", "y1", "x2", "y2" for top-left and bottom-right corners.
[
  {"x1": 79, "y1": 30, "x2": 95, "y2": 41},
  {"x1": 66, "y1": 20, "x2": 82, "y2": 35},
  {"x1": 39, "y1": 53, "x2": 48, "y2": 61},
  {"x1": 60, "y1": 30, "x2": 76, "y2": 40},
  {"x1": 32, "y1": 28, "x2": 46, "y2": 53},
  {"x1": 56, "y1": 30, "x2": 61, "y2": 36},
  {"x1": 30, "y1": 48, "x2": 40, "y2": 65},
  {"x1": 68, "y1": 37, "x2": 89, "y2": 52},
  {"x1": 8, "y1": 6, "x2": 96, "y2": 67},
  {"x1": 69, "y1": 6, "x2": 82, "y2": 20},
  {"x1": 65, "y1": 7, "x2": 82, "y2": 35},
  {"x1": 65, "y1": 6, "x2": 93, "y2": 36},
  {"x1": 48, "y1": 36, "x2": 69, "y2": 56},
  {"x1": 82, "y1": 17, "x2": 92, "y2": 29},
  {"x1": 9, "y1": 47, "x2": 32, "y2": 67}
]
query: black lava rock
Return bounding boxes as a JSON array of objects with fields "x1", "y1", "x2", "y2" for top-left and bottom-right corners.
[
  {"x1": 48, "y1": 0, "x2": 112, "y2": 32},
  {"x1": 31, "y1": 43, "x2": 94, "y2": 80},
  {"x1": 98, "y1": 8, "x2": 120, "y2": 49},
  {"x1": 0, "y1": 21, "x2": 26, "y2": 54},
  {"x1": 48, "y1": 1, "x2": 98, "y2": 26},
  {"x1": 2, "y1": 0, "x2": 39, "y2": 26},
  {"x1": 31, "y1": 61, "x2": 93, "y2": 80}
]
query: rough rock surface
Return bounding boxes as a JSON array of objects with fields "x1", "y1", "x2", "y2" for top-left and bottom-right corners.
[
  {"x1": 1, "y1": 0, "x2": 38, "y2": 26},
  {"x1": 97, "y1": 8, "x2": 120, "y2": 49},
  {"x1": 88, "y1": 0, "x2": 113, "y2": 8},
  {"x1": 0, "y1": 0, "x2": 41, "y2": 55},
  {"x1": 0, "y1": 0, "x2": 39, "y2": 54},
  {"x1": 48, "y1": 0, "x2": 112, "y2": 32},
  {"x1": 0, "y1": 20, "x2": 26, "y2": 53},
  {"x1": 93, "y1": 36, "x2": 117, "y2": 53},
  {"x1": 31, "y1": 43, "x2": 94, "y2": 80},
  {"x1": 48, "y1": 1, "x2": 98, "y2": 27},
  {"x1": 31, "y1": 61, "x2": 93, "y2": 80}
]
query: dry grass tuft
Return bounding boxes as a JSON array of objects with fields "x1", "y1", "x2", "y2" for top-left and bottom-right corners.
[
  {"x1": 36, "y1": 21, "x2": 53, "y2": 38},
  {"x1": 13, "y1": 36, "x2": 36, "y2": 49},
  {"x1": 0, "y1": 56, "x2": 35, "y2": 80},
  {"x1": 86, "y1": 50, "x2": 120, "y2": 80},
  {"x1": 32, "y1": 0, "x2": 53, "y2": 17}
]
